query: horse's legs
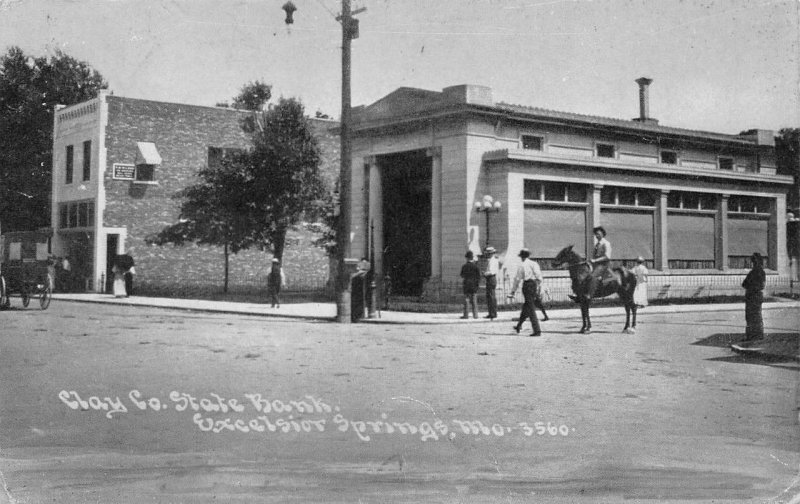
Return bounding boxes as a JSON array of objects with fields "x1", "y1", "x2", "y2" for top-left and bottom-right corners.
[
  {"x1": 632, "y1": 304, "x2": 637, "y2": 329},
  {"x1": 580, "y1": 298, "x2": 591, "y2": 333},
  {"x1": 623, "y1": 303, "x2": 631, "y2": 332}
]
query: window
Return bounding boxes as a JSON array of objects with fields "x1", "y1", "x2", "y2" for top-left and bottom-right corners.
[
  {"x1": 208, "y1": 146, "x2": 246, "y2": 169},
  {"x1": 58, "y1": 201, "x2": 95, "y2": 229},
  {"x1": 82, "y1": 140, "x2": 91, "y2": 181},
  {"x1": 596, "y1": 143, "x2": 615, "y2": 158},
  {"x1": 521, "y1": 135, "x2": 543, "y2": 151},
  {"x1": 729, "y1": 195, "x2": 769, "y2": 214},
  {"x1": 660, "y1": 150, "x2": 678, "y2": 164},
  {"x1": 718, "y1": 157, "x2": 734, "y2": 170},
  {"x1": 524, "y1": 180, "x2": 586, "y2": 203},
  {"x1": 601, "y1": 186, "x2": 657, "y2": 207},
  {"x1": 667, "y1": 191, "x2": 717, "y2": 211},
  {"x1": 65, "y1": 145, "x2": 74, "y2": 184},
  {"x1": 135, "y1": 164, "x2": 155, "y2": 182}
]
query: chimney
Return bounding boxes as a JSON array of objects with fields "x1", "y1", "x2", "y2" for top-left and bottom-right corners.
[{"x1": 633, "y1": 77, "x2": 658, "y2": 125}]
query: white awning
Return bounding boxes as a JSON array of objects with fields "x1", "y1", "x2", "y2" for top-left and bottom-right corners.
[{"x1": 136, "y1": 142, "x2": 162, "y2": 165}]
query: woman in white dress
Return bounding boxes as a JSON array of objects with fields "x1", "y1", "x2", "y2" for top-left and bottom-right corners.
[
  {"x1": 112, "y1": 263, "x2": 127, "y2": 297},
  {"x1": 632, "y1": 256, "x2": 649, "y2": 308}
]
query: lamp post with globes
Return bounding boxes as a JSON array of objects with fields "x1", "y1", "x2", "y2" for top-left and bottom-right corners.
[
  {"x1": 282, "y1": 0, "x2": 365, "y2": 323},
  {"x1": 474, "y1": 195, "x2": 502, "y2": 249}
]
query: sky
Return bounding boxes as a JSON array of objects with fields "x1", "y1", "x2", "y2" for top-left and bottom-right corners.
[{"x1": 0, "y1": 0, "x2": 798, "y2": 135}]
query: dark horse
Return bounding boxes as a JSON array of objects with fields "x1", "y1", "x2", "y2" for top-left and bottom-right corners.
[{"x1": 553, "y1": 245, "x2": 638, "y2": 334}]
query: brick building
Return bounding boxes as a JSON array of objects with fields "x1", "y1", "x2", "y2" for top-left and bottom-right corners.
[
  {"x1": 347, "y1": 79, "x2": 792, "y2": 299},
  {"x1": 50, "y1": 92, "x2": 339, "y2": 293}
]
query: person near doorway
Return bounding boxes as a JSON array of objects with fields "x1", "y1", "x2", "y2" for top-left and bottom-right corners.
[
  {"x1": 460, "y1": 250, "x2": 481, "y2": 319},
  {"x1": 482, "y1": 246, "x2": 499, "y2": 319},
  {"x1": 508, "y1": 248, "x2": 543, "y2": 336},
  {"x1": 267, "y1": 258, "x2": 286, "y2": 308},
  {"x1": 111, "y1": 261, "x2": 126, "y2": 298},
  {"x1": 741, "y1": 252, "x2": 766, "y2": 342},
  {"x1": 61, "y1": 256, "x2": 72, "y2": 292},
  {"x1": 124, "y1": 257, "x2": 135, "y2": 297},
  {"x1": 632, "y1": 256, "x2": 649, "y2": 308}
]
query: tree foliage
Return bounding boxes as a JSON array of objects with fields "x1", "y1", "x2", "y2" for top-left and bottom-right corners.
[
  {"x1": 232, "y1": 80, "x2": 272, "y2": 111},
  {"x1": 145, "y1": 156, "x2": 257, "y2": 292},
  {"x1": 776, "y1": 128, "x2": 800, "y2": 211},
  {"x1": 238, "y1": 97, "x2": 328, "y2": 260},
  {"x1": 0, "y1": 46, "x2": 107, "y2": 232}
]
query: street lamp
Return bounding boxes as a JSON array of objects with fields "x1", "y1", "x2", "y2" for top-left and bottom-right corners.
[
  {"x1": 474, "y1": 195, "x2": 501, "y2": 248},
  {"x1": 282, "y1": 0, "x2": 365, "y2": 323}
]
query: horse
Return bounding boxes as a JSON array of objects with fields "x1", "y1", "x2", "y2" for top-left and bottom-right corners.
[{"x1": 552, "y1": 245, "x2": 638, "y2": 334}]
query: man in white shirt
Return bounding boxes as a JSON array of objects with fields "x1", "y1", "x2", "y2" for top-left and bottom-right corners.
[
  {"x1": 508, "y1": 248, "x2": 543, "y2": 336},
  {"x1": 482, "y1": 246, "x2": 500, "y2": 319}
]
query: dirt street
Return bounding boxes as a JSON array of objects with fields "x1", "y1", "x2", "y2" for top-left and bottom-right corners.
[{"x1": 1, "y1": 301, "x2": 798, "y2": 503}]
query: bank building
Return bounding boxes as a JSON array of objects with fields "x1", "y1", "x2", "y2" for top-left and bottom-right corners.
[{"x1": 50, "y1": 79, "x2": 792, "y2": 300}]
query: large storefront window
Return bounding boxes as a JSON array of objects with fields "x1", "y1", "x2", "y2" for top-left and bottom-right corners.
[
  {"x1": 524, "y1": 206, "x2": 586, "y2": 270},
  {"x1": 599, "y1": 209, "x2": 654, "y2": 268},
  {"x1": 728, "y1": 217, "x2": 769, "y2": 269},
  {"x1": 667, "y1": 213, "x2": 715, "y2": 269}
]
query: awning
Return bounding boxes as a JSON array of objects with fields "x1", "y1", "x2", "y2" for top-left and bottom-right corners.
[{"x1": 136, "y1": 142, "x2": 162, "y2": 165}]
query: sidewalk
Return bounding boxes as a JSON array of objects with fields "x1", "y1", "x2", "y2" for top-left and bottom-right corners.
[{"x1": 51, "y1": 292, "x2": 800, "y2": 324}]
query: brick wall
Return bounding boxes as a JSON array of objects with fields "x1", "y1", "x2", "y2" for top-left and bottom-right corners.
[{"x1": 102, "y1": 97, "x2": 339, "y2": 291}]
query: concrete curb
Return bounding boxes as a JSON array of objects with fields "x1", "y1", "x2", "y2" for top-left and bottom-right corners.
[{"x1": 47, "y1": 293, "x2": 800, "y2": 325}]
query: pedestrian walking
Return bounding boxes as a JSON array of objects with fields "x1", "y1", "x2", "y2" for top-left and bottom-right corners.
[
  {"x1": 508, "y1": 248, "x2": 543, "y2": 336},
  {"x1": 632, "y1": 256, "x2": 649, "y2": 308},
  {"x1": 460, "y1": 250, "x2": 481, "y2": 319},
  {"x1": 741, "y1": 252, "x2": 766, "y2": 342},
  {"x1": 267, "y1": 258, "x2": 286, "y2": 308},
  {"x1": 482, "y1": 246, "x2": 499, "y2": 319}
]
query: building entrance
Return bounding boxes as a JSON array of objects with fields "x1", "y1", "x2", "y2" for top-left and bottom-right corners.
[{"x1": 381, "y1": 150, "x2": 432, "y2": 296}]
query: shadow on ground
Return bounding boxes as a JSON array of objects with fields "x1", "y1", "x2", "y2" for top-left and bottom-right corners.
[{"x1": 694, "y1": 332, "x2": 799, "y2": 368}]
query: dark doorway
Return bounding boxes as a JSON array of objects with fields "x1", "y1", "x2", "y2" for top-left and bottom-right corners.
[
  {"x1": 106, "y1": 234, "x2": 119, "y2": 293},
  {"x1": 381, "y1": 150, "x2": 432, "y2": 296}
]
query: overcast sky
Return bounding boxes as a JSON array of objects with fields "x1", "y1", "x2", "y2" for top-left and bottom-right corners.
[{"x1": 1, "y1": 0, "x2": 798, "y2": 134}]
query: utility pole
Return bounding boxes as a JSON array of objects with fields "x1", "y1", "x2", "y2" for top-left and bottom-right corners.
[{"x1": 283, "y1": 0, "x2": 364, "y2": 322}]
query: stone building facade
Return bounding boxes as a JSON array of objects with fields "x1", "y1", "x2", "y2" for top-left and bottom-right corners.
[
  {"x1": 50, "y1": 92, "x2": 339, "y2": 293},
  {"x1": 347, "y1": 80, "x2": 792, "y2": 299}
]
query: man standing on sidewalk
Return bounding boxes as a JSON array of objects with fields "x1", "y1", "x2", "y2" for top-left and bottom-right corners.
[
  {"x1": 508, "y1": 248, "x2": 543, "y2": 337},
  {"x1": 483, "y1": 246, "x2": 499, "y2": 319}
]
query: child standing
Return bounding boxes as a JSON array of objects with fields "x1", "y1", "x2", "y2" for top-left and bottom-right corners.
[{"x1": 632, "y1": 256, "x2": 649, "y2": 308}]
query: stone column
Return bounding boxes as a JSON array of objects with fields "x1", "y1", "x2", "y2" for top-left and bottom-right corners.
[
  {"x1": 588, "y1": 185, "x2": 603, "y2": 258},
  {"x1": 716, "y1": 194, "x2": 729, "y2": 270},
  {"x1": 428, "y1": 146, "x2": 443, "y2": 277},
  {"x1": 654, "y1": 190, "x2": 669, "y2": 270}
]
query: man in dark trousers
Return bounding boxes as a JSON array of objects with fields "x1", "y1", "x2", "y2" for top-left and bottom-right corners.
[
  {"x1": 508, "y1": 248, "x2": 543, "y2": 336},
  {"x1": 460, "y1": 250, "x2": 481, "y2": 319},
  {"x1": 482, "y1": 246, "x2": 499, "y2": 319}
]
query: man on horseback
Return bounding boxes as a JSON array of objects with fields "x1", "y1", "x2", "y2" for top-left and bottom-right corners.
[{"x1": 569, "y1": 226, "x2": 614, "y2": 302}]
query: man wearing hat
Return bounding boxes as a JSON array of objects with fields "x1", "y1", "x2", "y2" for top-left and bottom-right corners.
[
  {"x1": 508, "y1": 248, "x2": 543, "y2": 336},
  {"x1": 482, "y1": 246, "x2": 500, "y2": 319},
  {"x1": 267, "y1": 258, "x2": 287, "y2": 308}
]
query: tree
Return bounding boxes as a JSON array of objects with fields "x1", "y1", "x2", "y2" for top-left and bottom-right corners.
[
  {"x1": 145, "y1": 157, "x2": 256, "y2": 293},
  {"x1": 238, "y1": 97, "x2": 327, "y2": 260},
  {"x1": 776, "y1": 128, "x2": 800, "y2": 211},
  {"x1": 0, "y1": 46, "x2": 107, "y2": 232},
  {"x1": 232, "y1": 80, "x2": 272, "y2": 111}
]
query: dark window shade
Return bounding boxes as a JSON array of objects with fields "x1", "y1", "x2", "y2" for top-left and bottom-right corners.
[
  {"x1": 525, "y1": 206, "x2": 586, "y2": 259},
  {"x1": 599, "y1": 209, "x2": 654, "y2": 261},
  {"x1": 728, "y1": 216, "x2": 768, "y2": 256},
  {"x1": 667, "y1": 214, "x2": 715, "y2": 260}
]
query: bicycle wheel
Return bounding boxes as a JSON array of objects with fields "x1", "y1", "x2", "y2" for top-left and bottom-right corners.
[
  {"x1": 21, "y1": 286, "x2": 30, "y2": 308},
  {"x1": 0, "y1": 276, "x2": 8, "y2": 309},
  {"x1": 39, "y1": 286, "x2": 51, "y2": 310}
]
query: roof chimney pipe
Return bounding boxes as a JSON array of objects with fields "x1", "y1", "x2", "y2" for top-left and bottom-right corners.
[{"x1": 634, "y1": 77, "x2": 658, "y2": 125}]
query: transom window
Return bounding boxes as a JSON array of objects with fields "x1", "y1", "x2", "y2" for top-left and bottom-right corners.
[
  {"x1": 728, "y1": 195, "x2": 769, "y2": 214},
  {"x1": 600, "y1": 186, "x2": 656, "y2": 207},
  {"x1": 667, "y1": 191, "x2": 717, "y2": 210},
  {"x1": 524, "y1": 181, "x2": 586, "y2": 203}
]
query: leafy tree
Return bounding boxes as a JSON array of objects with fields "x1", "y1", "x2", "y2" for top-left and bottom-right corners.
[
  {"x1": 232, "y1": 80, "x2": 272, "y2": 111},
  {"x1": 776, "y1": 128, "x2": 800, "y2": 211},
  {"x1": 0, "y1": 46, "x2": 107, "y2": 232},
  {"x1": 145, "y1": 156, "x2": 256, "y2": 293},
  {"x1": 238, "y1": 97, "x2": 327, "y2": 260}
]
